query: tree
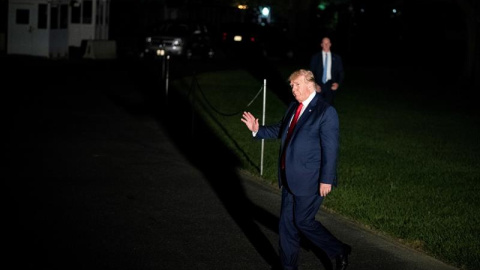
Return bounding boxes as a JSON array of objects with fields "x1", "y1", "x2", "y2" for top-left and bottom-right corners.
[{"x1": 454, "y1": 0, "x2": 479, "y2": 90}]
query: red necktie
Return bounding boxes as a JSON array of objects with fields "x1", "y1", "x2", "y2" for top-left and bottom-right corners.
[{"x1": 282, "y1": 103, "x2": 303, "y2": 169}]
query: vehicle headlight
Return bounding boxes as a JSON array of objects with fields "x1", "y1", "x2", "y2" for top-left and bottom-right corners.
[{"x1": 173, "y1": 38, "x2": 183, "y2": 46}]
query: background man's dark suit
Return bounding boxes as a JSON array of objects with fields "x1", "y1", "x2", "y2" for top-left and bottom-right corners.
[{"x1": 310, "y1": 40, "x2": 345, "y2": 106}]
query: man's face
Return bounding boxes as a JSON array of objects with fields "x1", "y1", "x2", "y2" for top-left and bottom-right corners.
[
  {"x1": 321, "y1": 38, "x2": 331, "y2": 52},
  {"x1": 290, "y1": 76, "x2": 311, "y2": 103}
]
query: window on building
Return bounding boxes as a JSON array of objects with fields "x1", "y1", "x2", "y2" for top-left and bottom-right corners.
[
  {"x1": 60, "y1": 4, "x2": 68, "y2": 28},
  {"x1": 38, "y1": 4, "x2": 47, "y2": 29},
  {"x1": 105, "y1": 1, "x2": 109, "y2": 24},
  {"x1": 71, "y1": 2, "x2": 80, "y2": 23},
  {"x1": 82, "y1": 0, "x2": 93, "y2": 24},
  {"x1": 16, "y1": 9, "x2": 29, "y2": 24},
  {"x1": 50, "y1": 5, "x2": 58, "y2": 29},
  {"x1": 96, "y1": 0, "x2": 102, "y2": 25}
]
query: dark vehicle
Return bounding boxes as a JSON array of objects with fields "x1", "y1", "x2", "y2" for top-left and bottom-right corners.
[
  {"x1": 218, "y1": 22, "x2": 294, "y2": 60},
  {"x1": 141, "y1": 21, "x2": 215, "y2": 59},
  {"x1": 218, "y1": 22, "x2": 263, "y2": 57}
]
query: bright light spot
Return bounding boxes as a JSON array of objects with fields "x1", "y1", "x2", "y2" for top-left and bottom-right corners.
[
  {"x1": 238, "y1": 5, "x2": 248, "y2": 10},
  {"x1": 234, "y1": 35, "x2": 242, "y2": 42},
  {"x1": 261, "y1": 7, "x2": 270, "y2": 16},
  {"x1": 360, "y1": 8, "x2": 365, "y2": 13},
  {"x1": 318, "y1": 4, "x2": 326, "y2": 10},
  {"x1": 392, "y1": 9, "x2": 397, "y2": 14}
]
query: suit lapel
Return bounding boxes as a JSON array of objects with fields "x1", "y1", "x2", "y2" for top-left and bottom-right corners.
[
  {"x1": 282, "y1": 94, "x2": 322, "y2": 146},
  {"x1": 294, "y1": 94, "x2": 319, "y2": 131},
  {"x1": 321, "y1": 53, "x2": 325, "y2": 75},
  {"x1": 282, "y1": 103, "x2": 297, "y2": 142}
]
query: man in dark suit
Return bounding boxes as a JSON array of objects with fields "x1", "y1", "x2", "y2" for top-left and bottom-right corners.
[
  {"x1": 241, "y1": 69, "x2": 351, "y2": 270},
  {"x1": 310, "y1": 37, "x2": 344, "y2": 105}
]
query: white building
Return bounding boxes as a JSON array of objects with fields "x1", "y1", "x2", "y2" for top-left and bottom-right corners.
[{"x1": 7, "y1": 0, "x2": 111, "y2": 58}]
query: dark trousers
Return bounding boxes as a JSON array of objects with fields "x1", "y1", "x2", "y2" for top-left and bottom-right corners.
[
  {"x1": 320, "y1": 81, "x2": 335, "y2": 106},
  {"x1": 278, "y1": 187, "x2": 344, "y2": 270}
]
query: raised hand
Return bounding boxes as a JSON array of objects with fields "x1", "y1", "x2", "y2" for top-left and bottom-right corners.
[{"x1": 241, "y1": 111, "x2": 259, "y2": 132}]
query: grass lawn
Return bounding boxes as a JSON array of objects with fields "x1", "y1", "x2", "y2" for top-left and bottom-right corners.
[{"x1": 171, "y1": 63, "x2": 480, "y2": 270}]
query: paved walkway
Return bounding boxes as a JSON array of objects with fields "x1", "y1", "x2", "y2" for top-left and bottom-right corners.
[{"x1": 3, "y1": 57, "x2": 459, "y2": 269}]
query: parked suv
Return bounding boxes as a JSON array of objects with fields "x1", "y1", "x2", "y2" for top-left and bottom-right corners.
[{"x1": 141, "y1": 21, "x2": 215, "y2": 59}]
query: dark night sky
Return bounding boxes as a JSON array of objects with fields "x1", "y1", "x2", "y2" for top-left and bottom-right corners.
[
  {"x1": 1, "y1": 0, "x2": 477, "y2": 89},
  {"x1": 108, "y1": 0, "x2": 474, "y2": 83}
]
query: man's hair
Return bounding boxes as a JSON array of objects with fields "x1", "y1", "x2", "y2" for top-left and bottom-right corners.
[{"x1": 289, "y1": 69, "x2": 316, "y2": 87}]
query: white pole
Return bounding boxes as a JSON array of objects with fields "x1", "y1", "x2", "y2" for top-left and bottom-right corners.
[
  {"x1": 165, "y1": 55, "x2": 170, "y2": 100},
  {"x1": 260, "y1": 79, "x2": 266, "y2": 175}
]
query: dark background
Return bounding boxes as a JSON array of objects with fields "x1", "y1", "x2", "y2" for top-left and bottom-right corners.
[
  {"x1": 105, "y1": 0, "x2": 479, "y2": 92},
  {"x1": 1, "y1": 1, "x2": 479, "y2": 269},
  {"x1": 0, "y1": 0, "x2": 478, "y2": 98}
]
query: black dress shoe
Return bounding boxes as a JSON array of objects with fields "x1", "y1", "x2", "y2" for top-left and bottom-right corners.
[{"x1": 335, "y1": 244, "x2": 352, "y2": 270}]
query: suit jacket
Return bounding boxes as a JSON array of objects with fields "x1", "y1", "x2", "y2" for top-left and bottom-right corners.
[
  {"x1": 310, "y1": 51, "x2": 344, "y2": 86},
  {"x1": 255, "y1": 93, "x2": 339, "y2": 196}
]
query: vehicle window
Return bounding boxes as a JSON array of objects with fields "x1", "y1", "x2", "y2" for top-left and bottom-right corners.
[
  {"x1": 166, "y1": 24, "x2": 189, "y2": 35},
  {"x1": 147, "y1": 22, "x2": 210, "y2": 37}
]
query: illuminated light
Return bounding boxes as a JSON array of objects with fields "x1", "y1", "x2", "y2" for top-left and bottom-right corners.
[
  {"x1": 250, "y1": 37, "x2": 255, "y2": 42},
  {"x1": 392, "y1": 8, "x2": 397, "y2": 14},
  {"x1": 156, "y1": 49, "x2": 165, "y2": 56},
  {"x1": 238, "y1": 5, "x2": 248, "y2": 10},
  {"x1": 172, "y1": 38, "x2": 183, "y2": 46},
  {"x1": 261, "y1": 7, "x2": 269, "y2": 16},
  {"x1": 360, "y1": 8, "x2": 365, "y2": 13},
  {"x1": 318, "y1": 4, "x2": 326, "y2": 10},
  {"x1": 234, "y1": 35, "x2": 242, "y2": 42}
]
